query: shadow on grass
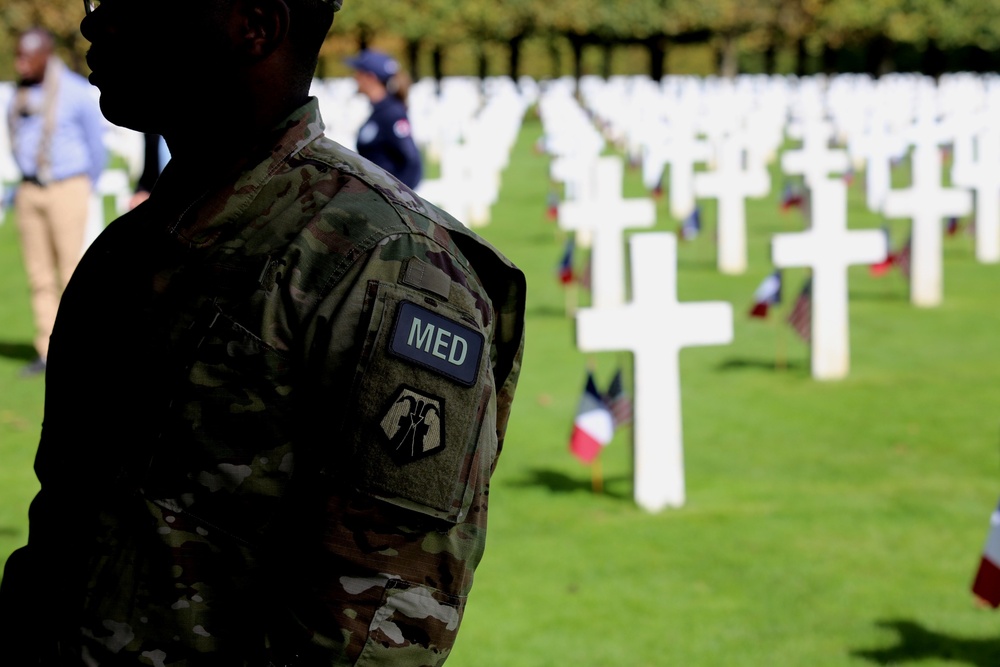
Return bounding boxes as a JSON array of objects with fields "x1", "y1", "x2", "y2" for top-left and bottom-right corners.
[
  {"x1": 851, "y1": 619, "x2": 1000, "y2": 666},
  {"x1": 506, "y1": 468, "x2": 631, "y2": 501},
  {"x1": 0, "y1": 527, "x2": 21, "y2": 538},
  {"x1": 849, "y1": 289, "x2": 907, "y2": 302},
  {"x1": 715, "y1": 358, "x2": 807, "y2": 373},
  {"x1": 0, "y1": 341, "x2": 35, "y2": 363},
  {"x1": 525, "y1": 303, "x2": 575, "y2": 319},
  {"x1": 676, "y1": 256, "x2": 717, "y2": 272}
]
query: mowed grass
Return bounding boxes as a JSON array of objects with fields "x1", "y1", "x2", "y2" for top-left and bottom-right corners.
[{"x1": 2, "y1": 112, "x2": 999, "y2": 665}]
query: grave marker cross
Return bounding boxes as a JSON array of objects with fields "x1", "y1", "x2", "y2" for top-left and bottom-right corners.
[
  {"x1": 772, "y1": 179, "x2": 887, "y2": 380},
  {"x1": 576, "y1": 232, "x2": 733, "y2": 511},
  {"x1": 559, "y1": 157, "x2": 656, "y2": 309},
  {"x1": 883, "y1": 143, "x2": 973, "y2": 307}
]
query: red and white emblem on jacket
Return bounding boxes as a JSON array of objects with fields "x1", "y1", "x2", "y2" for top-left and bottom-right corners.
[{"x1": 393, "y1": 119, "x2": 412, "y2": 139}]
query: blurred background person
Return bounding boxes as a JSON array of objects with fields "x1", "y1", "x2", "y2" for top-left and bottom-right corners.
[
  {"x1": 6, "y1": 27, "x2": 106, "y2": 377},
  {"x1": 347, "y1": 49, "x2": 422, "y2": 188}
]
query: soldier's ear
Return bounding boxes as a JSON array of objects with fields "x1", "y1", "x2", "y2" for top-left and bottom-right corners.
[{"x1": 233, "y1": 0, "x2": 290, "y2": 60}]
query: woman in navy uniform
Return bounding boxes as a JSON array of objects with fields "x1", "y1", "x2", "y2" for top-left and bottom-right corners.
[{"x1": 348, "y1": 50, "x2": 423, "y2": 189}]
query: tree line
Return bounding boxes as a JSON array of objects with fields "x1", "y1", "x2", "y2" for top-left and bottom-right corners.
[{"x1": 3, "y1": 0, "x2": 1000, "y2": 82}]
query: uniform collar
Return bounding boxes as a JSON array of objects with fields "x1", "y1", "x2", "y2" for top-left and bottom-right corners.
[{"x1": 148, "y1": 98, "x2": 326, "y2": 249}]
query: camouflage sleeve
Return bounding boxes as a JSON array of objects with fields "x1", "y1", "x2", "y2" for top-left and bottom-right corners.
[{"x1": 265, "y1": 228, "x2": 521, "y2": 666}]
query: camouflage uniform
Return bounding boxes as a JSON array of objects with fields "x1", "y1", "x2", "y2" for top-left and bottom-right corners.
[{"x1": 0, "y1": 98, "x2": 525, "y2": 666}]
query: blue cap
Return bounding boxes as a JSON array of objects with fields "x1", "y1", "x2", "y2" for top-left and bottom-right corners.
[{"x1": 346, "y1": 50, "x2": 399, "y2": 84}]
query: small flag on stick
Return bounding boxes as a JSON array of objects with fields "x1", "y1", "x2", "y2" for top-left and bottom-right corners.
[
  {"x1": 787, "y1": 277, "x2": 812, "y2": 342},
  {"x1": 546, "y1": 190, "x2": 560, "y2": 221},
  {"x1": 679, "y1": 206, "x2": 701, "y2": 241},
  {"x1": 569, "y1": 372, "x2": 615, "y2": 464},
  {"x1": 870, "y1": 226, "x2": 895, "y2": 277},
  {"x1": 557, "y1": 237, "x2": 575, "y2": 285},
  {"x1": 749, "y1": 270, "x2": 782, "y2": 318},
  {"x1": 603, "y1": 368, "x2": 633, "y2": 429},
  {"x1": 895, "y1": 235, "x2": 912, "y2": 282},
  {"x1": 972, "y1": 498, "x2": 1000, "y2": 608},
  {"x1": 780, "y1": 182, "x2": 805, "y2": 212}
]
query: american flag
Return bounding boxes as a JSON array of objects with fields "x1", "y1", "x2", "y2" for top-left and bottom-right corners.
[
  {"x1": 679, "y1": 206, "x2": 701, "y2": 241},
  {"x1": 896, "y1": 235, "x2": 912, "y2": 282},
  {"x1": 603, "y1": 368, "x2": 633, "y2": 429},
  {"x1": 787, "y1": 277, "x2": 812, "y2": 342},
  {"x1": 578, "y1": 252, "x2": 592, "y2": 290},
  {"x1": 870, "y1": 226, "x2": 895, "y2": 277}
]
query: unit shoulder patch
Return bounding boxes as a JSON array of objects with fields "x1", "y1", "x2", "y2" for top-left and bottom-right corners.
[
  {"x1": 388, "y1": 301, "x2": 484, "y2": 387},
  {"x1": 380, "y1": 386, "x2": 445, "y2": 464}
]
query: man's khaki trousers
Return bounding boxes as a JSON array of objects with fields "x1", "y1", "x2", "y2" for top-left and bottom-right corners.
[{"x1": 15, "y1": 175, "x2": 90, "y2": 359}]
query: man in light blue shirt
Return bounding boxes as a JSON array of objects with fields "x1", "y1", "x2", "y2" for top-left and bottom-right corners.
[{"x1": 7, "y1": 28, "x2": 106, "y2": 376}]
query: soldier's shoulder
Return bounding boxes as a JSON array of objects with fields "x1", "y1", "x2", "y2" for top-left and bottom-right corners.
[
  {"x1": 302, "y1": 137, "x2": 442, "y2": 223},
  {"x1": 299, "y1": 137, "x2": 516, "y2": 270}
]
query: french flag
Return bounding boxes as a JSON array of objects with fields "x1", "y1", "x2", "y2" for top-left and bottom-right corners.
[
  {"x1": 557, "y1": 237, "x2": 575, "y2": 285},
  {"x1": 749, "y1": 270, "x2": 782, "y2": 318},
  {"x1": 972, "y1": 498, "x2": 1000, "y2": 608},
  {"x1": 569, "y1": 372, "x2": 615, "y2": 464}
]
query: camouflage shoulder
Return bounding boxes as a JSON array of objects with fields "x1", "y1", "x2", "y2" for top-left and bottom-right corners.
[{"x1": 301, "y1": 136, "x2": 522, "y2": 277}]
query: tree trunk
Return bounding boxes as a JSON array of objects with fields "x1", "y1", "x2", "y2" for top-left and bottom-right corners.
[
  {"x1": 795, "y1": 36, "x2": 807, "y2": 77},
  {"x1": 568, "y1": 33, "x2": 585, "y2": 85},
  {"x1": 601, "y1": 41, "x2": 613, "y2": 79},
  {"x1": 646, "y1": 35, "x2": 666, "y2": 81},
  {"x1": 432, "y1": 46, "x2": 444, "y2": 93},
  {"x1": 477, "y1": 42, "x2": 488, "y2": 80},
  {"x1": 509, "y1": 34, "x2": 524, "y2": 82},
  {"x1": 865, "y1": 35, "x2": 893, "y2": 77},
  {"x1": 548, "y1": 36, "x2": 563, "y2": 79},
  {"x1": 822, "y1": 43, "x2": 838, "y2": 75},
  {"x1": 358, "y1": 24, "x2": 371, "y2": 52},
  {"x1": 718, "y1": 34, "x2": 738, "y2": 79},
  {"x1": 764, "y1": 41, "x2": 776, "y2": 75},
  {"x1": 406, "y1": 39, "x2": 420, "y2": 81},
  {"x1": 922, "y1": 39, "x2": 946, "y2": 80}
]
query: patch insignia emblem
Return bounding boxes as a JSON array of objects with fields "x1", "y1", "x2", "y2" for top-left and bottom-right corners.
[
  {"x1": 358, "y1": 121, "x2": 378, "y2": 145},
  {"x1": 389, "y1": 301, "x2": 484, "y2": 386},
  {"x1": 393, "y1": 119, "x2": 411, "y2": 139},
  {"x1": 380, "y1": 387, "x2": 445, "y2": 464}
]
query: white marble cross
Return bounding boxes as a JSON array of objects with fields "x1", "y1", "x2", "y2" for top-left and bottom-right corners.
[
  {"x1": 772, "y1": 179, "x2": 887, "y2": 380},
  {"x1": 558, "y1": 157, "x2": 656, "y2": 309},
  {"x1": 782, "y1": 121, "x2": 850, "y2": 188},
  {"x1": 576, "y1": 232, "x2": 733, "y2": 511},
  {"x1": 883, "y1": 142, "x2": 973, "y2": 307},
  {"x1": 643, "y1": 123, "x2": 712, "y2": 220},
  {"x1": 416, "y1": 144, "x2": 497, "y2": 228},
  {"x1": 852, "y1": 121, "x2": 902, "y2": 214},
  {"x1": 951, "y1": 125, "x2": 1000, "y2": 264},
  {"x1": 693, "y1": 134, "x2": 770, "y2": 275}
]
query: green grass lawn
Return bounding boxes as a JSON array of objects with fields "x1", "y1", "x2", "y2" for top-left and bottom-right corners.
[{"x1": 2, "y1": 114, "x2": 999, "y2": 665}]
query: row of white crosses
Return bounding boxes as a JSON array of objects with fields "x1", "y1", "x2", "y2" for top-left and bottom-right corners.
[
  {"x1": 413, "y1": 78, "x2": 532, "y2": 227},
  {"x1": 313, "y1": 76, "x2": 534, "y2": 228},
  {"x1": 556, "y1": 73, "x2": 996, "y2": 511},
  {"x1": 534, "y1": 92, "x2": 733, "y2": 510},
  {"x1": 828, "y1": 74, "x2": 1000, "y2": 269}
]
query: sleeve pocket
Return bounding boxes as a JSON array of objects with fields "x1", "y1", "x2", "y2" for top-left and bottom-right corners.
[
  {"x1": 343, "y1": 281, "x2": 495, "y2": 524},
  {"x1": 355, "y1": 579, "x2": 466, "y2": 667}
]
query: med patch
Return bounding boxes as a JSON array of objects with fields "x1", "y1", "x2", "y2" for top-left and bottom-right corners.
[
  {"x1": 380, "y1": 387, "x2": 445, "y2": 464},
  {"x1": 389, "y1": 301, "x2": 484, "y2": 386}
]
